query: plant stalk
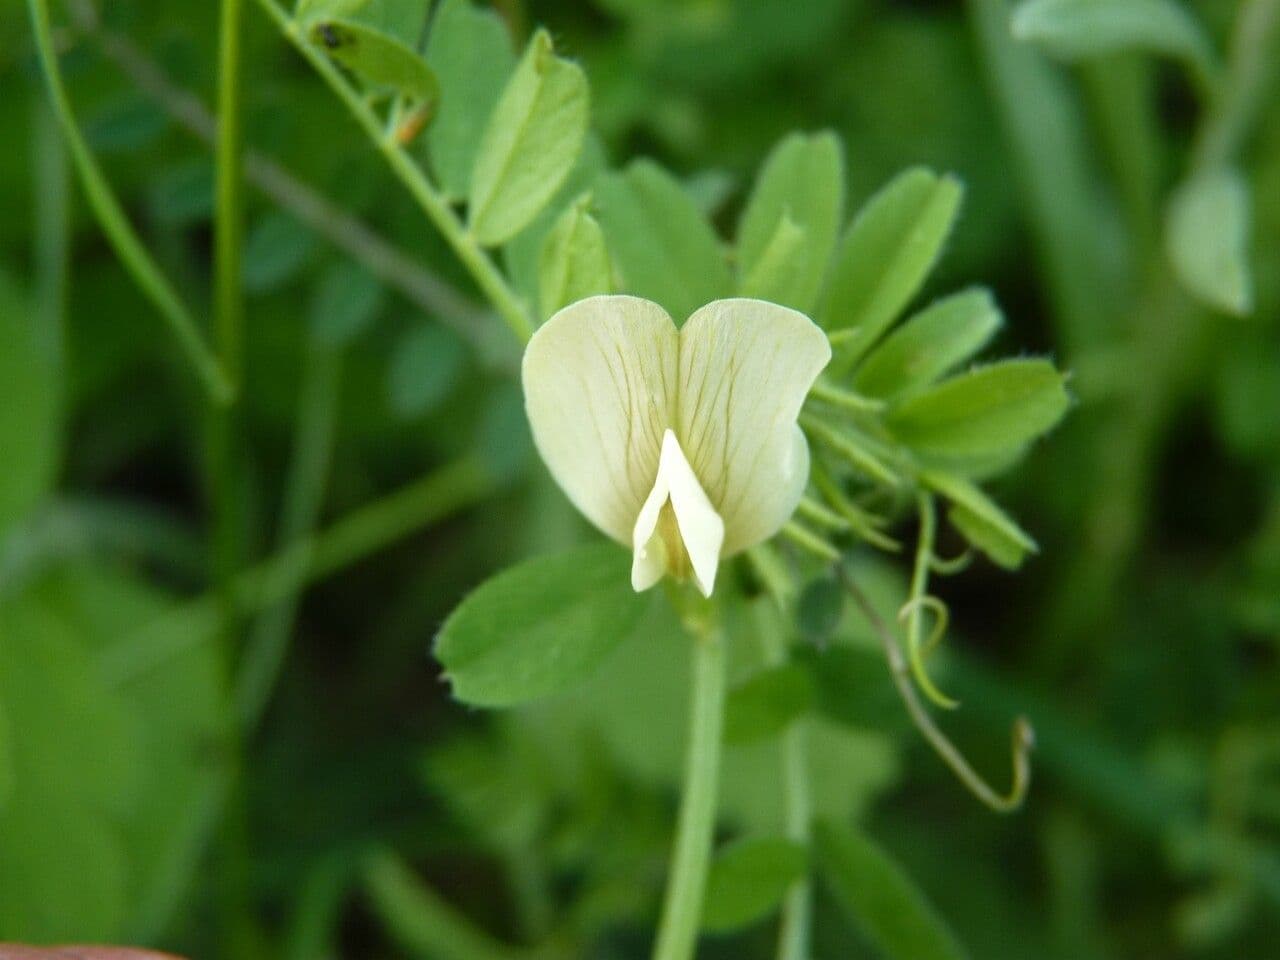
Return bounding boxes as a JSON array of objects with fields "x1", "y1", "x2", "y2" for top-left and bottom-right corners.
[
  {"x1": 250, "y1": 0, "x2": 536, "y2": 345},
  {"x1": 24, "y1": 0, "x2": 231, "y2": 402},
  {"x1": 652, "y1": 607, "x2": 726, "y2": 960}
]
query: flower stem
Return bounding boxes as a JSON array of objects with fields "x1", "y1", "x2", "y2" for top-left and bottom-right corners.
[
  {"x1": 249, "y1": 0, "x2": 536, "y2": 345},
  {"x1": 652, "y1": 606, "x2": 726, "y2": 960}
]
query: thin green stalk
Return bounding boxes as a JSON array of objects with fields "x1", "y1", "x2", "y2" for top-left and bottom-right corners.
[
  {"x1": 250, "y1": 0, "x2": 536, "y2": 345},
  {"x1": 118, "y1": 456, "x2": 494, "y2": 942},
  {"x1": 1191, "y1": 0, "x2": 1280, "y2": 172},
  {"x1": 100, "y1": 457, "x2": 494, "y2": 686},
  {"x1": 904, "y1": 494, "x2": 958, "y2": 710},
  {"x1": 365, "y1": 851, "x2": 554, "y2": 960},
  {"x1": 652, "y1": 599, "x2": 726, "y2": 960},
  {"x1": 215, "y1": 0, "x2": 246, "y2": 393},
  {"x1": 1044, "y1": 0, "x2": 1280, "y2": 658},
  {"x1": 31, "y1": 99, "x2": 70, "y2": 372},
  {"x1": 236, "y1": 342, "x2": 342, "y2": 729},
  {"x1": 24, "y1": 0, "x2": 231, "y2": 403},
  {"x1": 210, "y1": 0, "x2": 253, "y2": 951},
  {"x1": 839, "y1": 564, "x2": 1033, "y2": 814},
  {"x1": 748, "y1": 591, "x2": 812, "y2": 960}
]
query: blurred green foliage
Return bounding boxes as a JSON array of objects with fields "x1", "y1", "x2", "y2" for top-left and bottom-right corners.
[{"x1": 1, "y1": 0, "x2": 1279, "y2": 958}]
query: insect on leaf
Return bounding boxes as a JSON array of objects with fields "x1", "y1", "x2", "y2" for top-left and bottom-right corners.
[{"x1": 309, "y1": 18, "x2": 439, "y2": 105}]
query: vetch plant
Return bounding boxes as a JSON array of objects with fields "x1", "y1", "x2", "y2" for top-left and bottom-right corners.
[{"x1": 22, "y1": 0, "x2": 1135, "y2": 955}]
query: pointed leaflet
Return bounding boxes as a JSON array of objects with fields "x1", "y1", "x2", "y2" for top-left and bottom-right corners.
[
  {"x1": 736, "y1": 131, "x2": 844, "y2": 312},
  {"x1": 468, "y1": 29, "x2": 589, "y2": 246},
  {"x1": 1166, "y1": 166, "x2": 1253, "y2": 316},
  {"x1": 538, "y1": 194, "x2": 613, "y2": 319},
  {"x1": 820, "y1": 168, "x2": 962, "y2": 365},
  {"x1": 887, "y1": 358, "x2": 1070, "y2": 458},
  {"x1": 594, "y1": 160, "x2": 733, "y2": 324},
  {"x1": 435, "y1": 544, "x2": 648, "y2": 707},
  {"x1": 854, "y1": 288, "x2": 1002, "y2": 399},
  {"x1": 424, "y1": 0, "x2": 516, "y2": 199},
  {"x1": 921, "y1": 469, "x2": 1038, "y2": 569}
]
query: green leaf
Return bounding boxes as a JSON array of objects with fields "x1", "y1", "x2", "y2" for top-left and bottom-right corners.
[
  {"x1": 242, "y1": 211, "x2": 318, "y2": 294},
  {"x1": 854, "y1": 288, "x2": 1003, "y2": 399},
  {"x1": 296, "y1": 0, "x2": 371, "y2": 22},
  {"x1": 820, "y1": 167, "x2": 962, "y2": 363},
  {"x1": 594, "y1": 159, "x2": 732, "y2": 323},
  {"x1": 702, "y1": 837, "x2": 808, "y2": 932},
  {"x1": 502, "y1": 136, "x2": 607, "y2": 308},
  {"x1": 739, "y1": 213, "x2": 808, "y2": 304},
  {"x1": 797, "y1": 576, "x2": 844, "y2": 644},
  {"x1": 0, "y1": 281, "x2": 59, "y2": 539},
  {"x1": 0, "y1": 699, "x2": 10, "y2": 812},
  {"x1": 33, "y1": 565, "x2": 226, "y2": 936},
  {"x1": 724, "y1": 664, "x2": 813, "y2": 745},
  {"x1": 736, "y1": 131, "x2": 844, "y2": 312},
  {"x1": 435, "y1": 544, "x2": 648, "y2": 707},
  {"x1": 0, "y1": 599, "x2": 137, "y2": 940},
  {"x1": 309, "y1": 261, "x2": 387, "y2": 346},
  {"x1": 1166, "y1": 167, "x2": 1253, "y2": 316},
  {"x1": 468, "y1": 29, "x2": 589, "y2": 246},
  {"x1": 538, "y1": 194, "x2": 613, "y2": 319},
  {"x1": 887, "y1": 359, "x2": 1070, "y2": 458},
  {"x1": 816, "y1": 821, "x2": 969, "y2": 960},
  {"x1": 423, "y1": 0, "x2": 516, "y2": 199},
  {"x1": 1012, "y1": 0, "x2": 1216, "y2": 83},
  {"x1": 309, "y1": 18, "x2": 439, "y2": 104},
  {"x1": 386, "y1": 323, "x2": 468, "y2": 418},
  {"x1": 795, "y1": 646, "x2": 904, "y2": 732},
  {"x1": 920, "y1": 470, "x2": 1038, "y2": 570}
]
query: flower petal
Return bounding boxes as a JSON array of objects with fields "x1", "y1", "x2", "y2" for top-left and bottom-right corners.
[
  {"x1": 631, "y1": 429, "x2": 725, "y2": 596},
  {"x1": 676, "y1": 298, "x2": 831, "y2": 555},
  {"x1": 522, "y1": 295, "x2": 678, "y2": 544}
]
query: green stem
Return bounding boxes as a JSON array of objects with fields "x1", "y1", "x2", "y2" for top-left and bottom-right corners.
[
  {"x1": 236, "y1": 341, "x2": 341, "y2": 729},
  {"x1": 365, "y1": 851, "x2": 552, "y2": 960},
  {"x1": 211, "y1": 0, "x2": 253, "y2": 952},
  {"x1": 652, "y1": 606, "x2": 726, "y2": 960},
  {"x1": 1191, "y1": 0, "x2": 1280, "y2": 172},
  {"x1": 100, "y1": 457, "x2": 495, "y2": 686},
  {"x1": 24, "y1": 0, "x2": 232, "y2": 403},
  {"x1": 839, "y1": 565, "x2": 1033, "y2": 814},
  {"x1": 31, "y1": 99, "x2": 70, "y2": 372},
  {"x1": 215, "y1": 0, "x2": 246, "y2": 392},
  {"x1": 904, "y1": 494, "x2": 958, "y2": 710},
  {"x1": 748, "y1": 593, "x2": 812, "y2": 960},
  {"x1": 250, "y1": 0, "x2": 536, "y2": 345}
]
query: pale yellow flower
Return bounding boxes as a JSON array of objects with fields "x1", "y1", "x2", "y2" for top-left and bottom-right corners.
[{"x1": 522, "y1": 295, "x2": 831, "y2": 596}]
